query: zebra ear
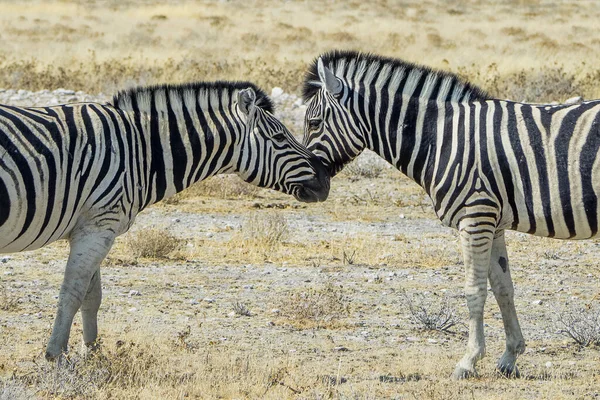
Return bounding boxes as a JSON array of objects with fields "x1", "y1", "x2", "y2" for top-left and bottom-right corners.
[
  {"x1": 317, "y1": 57, "x2": 342, "y2": 96},
  {"x1": 237, "y1": 88, "x2": 256, "y2": 116}
]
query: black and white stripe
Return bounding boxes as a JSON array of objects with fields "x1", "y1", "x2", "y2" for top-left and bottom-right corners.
[
  {"x1": 302, "y1": 50, "x2": 599, "y2": 379},
  {"x1": 0, "y1": 81, "x2": 329, "y2": 359}
]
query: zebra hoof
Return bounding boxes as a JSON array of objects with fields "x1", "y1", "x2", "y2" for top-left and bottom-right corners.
[
  {"x1": 451, "y1": 366, "x2": 478, "y2": 380},
  {"x1": 497, "y1": 363, "x2": 521, "y2": 379}
]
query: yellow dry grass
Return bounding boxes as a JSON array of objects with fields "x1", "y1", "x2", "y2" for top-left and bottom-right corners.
[{"x1": 0, "y1": 0, "x2": 599, "y2": 101}]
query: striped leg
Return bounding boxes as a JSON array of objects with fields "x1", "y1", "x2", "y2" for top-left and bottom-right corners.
[
  {"x1": 489, "y1": 230, "x2": 525, "y2": 377},
  {"x1": 452, "y1": 221, "x2": 494, "y2": 380},
  {"x1": 45, "y1": 228, "x2": 114, "y2": 360}
]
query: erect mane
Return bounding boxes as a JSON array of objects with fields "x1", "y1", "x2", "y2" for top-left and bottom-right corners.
[
  {"x1": 302, "y1": 50, "x2": 490, "y2": 103},
  {"x1": 112, "y1": 81, "x2": 274, "y2": 114}
]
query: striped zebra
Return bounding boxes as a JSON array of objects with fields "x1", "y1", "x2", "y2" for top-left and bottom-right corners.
[
  {"x1": 0, "y1": 81, "x2": 329, "y2": 360},
  {"x1": 302, "y1": 50, "x2": 600, "y2": 379}
]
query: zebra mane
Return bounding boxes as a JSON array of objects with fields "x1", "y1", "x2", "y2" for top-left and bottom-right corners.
[
  {"x1": 112, "y1": 81, "x2": 274, "y2": 114},
  {"x1": 302, "y1": 50, "x2": 490, "y2": 103}
]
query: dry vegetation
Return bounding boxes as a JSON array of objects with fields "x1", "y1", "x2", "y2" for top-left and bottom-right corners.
[
  {"x1": 0, "y1": 0, "x2": 599, "y2": 102},
  {"x1": 2, "y1": 0, "x2": 600, "y2": 399}
]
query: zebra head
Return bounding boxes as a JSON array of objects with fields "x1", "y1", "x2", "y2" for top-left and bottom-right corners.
[
  {"x1": 235, "y1": 87, "x2": 329, "y2": 202},
  {"x1": 302, "y1": 57, "x2": 368, "y2": 177}
]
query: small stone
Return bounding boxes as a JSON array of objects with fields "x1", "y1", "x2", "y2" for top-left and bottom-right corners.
[
  {"x1": 271, "y1": 87, "x2": 284, "y2": 98},
  {"x1": 545, "y1": 361, "x2": 553, "y2": 368},
  {"x1": 271, "y1": 308, "x2": 280, "y2": 314},
  {"x1": 204, "y1": 298, "x2": 215, "y2": 303},
  {"x1": 531, "y1": 300, "x2": 543, "y2": 305},
  {"x1": 427, "y1": 338, "x2": 438, "y2": 344},
  {"x1": 129, "y1": 307, "x2": 137, "y2": 312},
  {"x1": 189, "y1": 299, "x2": 199, "y2": 305},
  {"x1": 564, "y1": 96, "x2": 582, "y2": 105},
  {"x1": 333, "y1": 346, "x2": 349, "y2": 352},
  {"x1": 266, "y1": 321, "x2": 275, "y2": 326},
  {"x1": 128, "y1": 290, "x2": 140, "y2": 297},
  {"x1": 206, "y1": 233, "x2": 214, "y2": 238},
  {"x1": 399, "y1": 214, "x2": 405, "y2": 219}
]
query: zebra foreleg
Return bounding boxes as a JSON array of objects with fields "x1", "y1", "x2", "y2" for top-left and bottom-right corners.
[
  {"x1": 81, "y1": 268, "x2": 102, "y2": 352},
  {"x1": 45, "y1": 229, "x2": 114, "y2": 360},
  {"x1": 488, "y1": 230, "x2": 525, "y2": 377},
  {"x1": 452, "y1": 225, "x2": 494, "y2": 380}
]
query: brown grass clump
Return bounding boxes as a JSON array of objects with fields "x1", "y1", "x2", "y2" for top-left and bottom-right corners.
[
  {"x1": 241, "y1": 212, "x2": 289, "y2": 252},
  {"x1": 124, "y1": 228, "x2": 182, "y2": 259},
  {"x1": 278, "y1": 283, "x2": 350, "y2": 329},
  {"x1": 0, "y1": 279, "x2": 18, "y2": 311}
]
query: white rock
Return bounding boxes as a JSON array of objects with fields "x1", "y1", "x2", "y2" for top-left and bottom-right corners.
[
  {"x1": 271, "y1": 87, "x2": 284, "y2": 98},
  {"x1": 531, "y1": 299, "x2": 543, "y2": 305},
  {"x1": 54, "y1": 89, "x2": 75, "y2": 95},
  {"x1": 545, "y1": 361, "x2": 553, "y2": 368},
  {"x1": 189, "y1": 299, "x2": 199, "y2": 305},
  {"x1": 564, "y1": 96, "x2": 582, "y2": 105},
  {"x1": 128, "y1": 290, "x2": 140, "y2": 297},
  {"x1": 203, "y1": 298, "x2": 215, "y2": 303}
]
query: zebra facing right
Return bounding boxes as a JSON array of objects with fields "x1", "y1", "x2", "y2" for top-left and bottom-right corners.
[
  {"x1": 0, "y1": 81, "x2": 329, "y2": 360},
  {"x1": 302, "y1": 50, "x2": 600, "y2": 379}
]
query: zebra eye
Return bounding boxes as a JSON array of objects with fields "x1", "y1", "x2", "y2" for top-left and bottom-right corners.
[
  {"x1": 272, "y1": 133, "x2": 286, "y2": 142},
  {"x1": 308, "y1": 119, "x2": 322, "y2": 131}
]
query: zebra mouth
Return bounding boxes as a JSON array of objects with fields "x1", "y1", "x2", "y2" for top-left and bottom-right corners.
[
  {"x1": 294, "y1": 157, "x2": 330, "y2": 203},
  {"x1": 294, "y1": 184, "x2": 329, "y2": 203}
]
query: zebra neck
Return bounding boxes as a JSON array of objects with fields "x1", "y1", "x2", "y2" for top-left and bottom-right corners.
[
  {"x1": 135, "y1": 99, "x2": 241, "y2": 208},
  {"x1": 364, "y1": 95, "x2": 437, "y2": 191}
]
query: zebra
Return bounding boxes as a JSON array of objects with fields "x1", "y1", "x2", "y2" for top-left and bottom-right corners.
[
  {"x1": 301, "y1": 50, "x2": 600, "y2": 379},
  {"x1": 0, "y1": 81, "x2": 329, "y2": 360}
]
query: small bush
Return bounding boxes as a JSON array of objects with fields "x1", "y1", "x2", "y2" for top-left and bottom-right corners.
[
  {"x1": 556, "y1": 305, "x2": 600, "y2": 347},
  {"x1": 400, "y1": 291, "x2": 461, "y2": 333},
  {"x1": 241, "y1": 212, "x2": 288, "y2": 250},
  {"x1": 233, "y1": 302, "x2": 252, "y2": 317},
  {"x1": 124, "y1": 228, "x2": 182, "y2": 259},
  {"x1": 0, "y1": 280, "x2": 18, "y2": 311},
  {"x1": 279, "y1": 283, "x2": 350, "y2": 328}
]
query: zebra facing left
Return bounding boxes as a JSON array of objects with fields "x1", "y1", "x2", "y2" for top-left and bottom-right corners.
[
  {"x1": 0, "y1": 81, "x2": 329, "y2": 360},
  {"x1": 302, "y1": 50, "x2": 600, "y2": 379}
]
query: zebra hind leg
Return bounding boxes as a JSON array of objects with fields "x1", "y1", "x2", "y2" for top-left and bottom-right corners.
[
  {"x1": 81, "y1": 268, "x2": 102, "y2": 353},
  {"x1": 45, "y1": 229, "x2": 115, "y2": 361},
  {"x1": 452, "y1": 225, "x2": 494, "y2": 380},
  {"x1": 488, "y1": 231, "x2": 525, "y2": 378}
]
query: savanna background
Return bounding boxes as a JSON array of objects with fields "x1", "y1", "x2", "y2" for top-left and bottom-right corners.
[{"x1": 1, "y1": 0, "x2": 600, "y2": 399}]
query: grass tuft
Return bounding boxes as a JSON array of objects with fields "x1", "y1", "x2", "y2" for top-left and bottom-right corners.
[{"x1": 124, "y1": 228, "x2": 182, "y2": 259}]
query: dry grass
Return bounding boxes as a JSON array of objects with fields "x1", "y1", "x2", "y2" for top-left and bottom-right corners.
[
  {"x1": 278, "y1": 282, "x2": 350, "y2": 329},
  {"x1": 238, "y1": 212, "x2": 289, "y2": 257},
  {"x1": 124, "y1": 228, "x2": 182, "y2": 259},
  {"x1": 0, "y1": 1, "x2": 599, "y2": 100}
]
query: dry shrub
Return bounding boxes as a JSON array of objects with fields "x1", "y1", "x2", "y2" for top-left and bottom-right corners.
[
  {"x1": 183, "y1": 175, "x2": 260, "y2": 200},
  {"x1": 0, "y1": 280, "x2": 18, "y2": 311},
  {"x1": 400, "y1": 291, "x2": 461, "y2": 333},
  {"x1": 556, "y1": 305, "x2": 600, "y2": 347},
  {"x1": 279, "y1": 283, "x2": 350, "y2": 328},
  {"x1": 241, "y1": 212, "x2": 289, "y2": 251},
  {"x1": 124, "y1": 228, "x2": 182, "y2": 259}
]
